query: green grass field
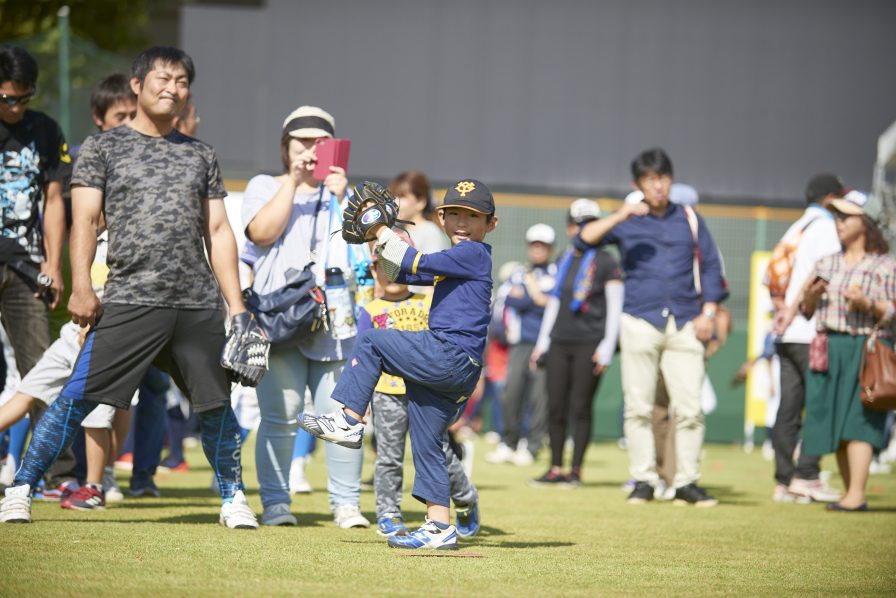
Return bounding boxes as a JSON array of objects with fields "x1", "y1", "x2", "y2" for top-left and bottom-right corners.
[{"x1": 1, "y1": 439, "x2": 894, "y2": 597}]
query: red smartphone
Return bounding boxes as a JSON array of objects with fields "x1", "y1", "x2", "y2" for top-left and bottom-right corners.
[{"x1": 313, "y1": 138, "x2": 351, "y2": 181}]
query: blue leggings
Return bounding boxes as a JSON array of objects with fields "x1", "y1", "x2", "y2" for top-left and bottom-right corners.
[{"x1": 15, "y1": 395, "x2": 245, "y2": 501}]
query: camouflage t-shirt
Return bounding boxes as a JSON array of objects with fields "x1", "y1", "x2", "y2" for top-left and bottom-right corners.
[{"x1": 71, "y1": 125, "x2": 226, "y2": 308}]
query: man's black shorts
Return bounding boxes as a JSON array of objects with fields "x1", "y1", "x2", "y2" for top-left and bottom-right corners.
[{"x1": 61, "y1": 305, "x2": 230, "y2": 412}]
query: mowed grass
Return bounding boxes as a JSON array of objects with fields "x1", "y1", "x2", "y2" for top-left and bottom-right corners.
[{"x1": 1, "y1": 438, "x2": 895, "y2": 597}]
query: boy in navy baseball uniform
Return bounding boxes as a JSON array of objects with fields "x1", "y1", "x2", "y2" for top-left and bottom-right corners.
[{"x1": 300, "y1": 179, "x2": 497, "y2": 550}]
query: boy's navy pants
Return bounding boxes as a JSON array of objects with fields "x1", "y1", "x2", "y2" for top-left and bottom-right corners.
[{"x1": 331, "y1": 329, "x2": 480, "y2": 507}]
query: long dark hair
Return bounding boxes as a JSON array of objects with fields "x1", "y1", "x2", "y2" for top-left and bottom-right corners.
[{"x1": 863, "y1": 215, "x2": 889, "y2": 254}]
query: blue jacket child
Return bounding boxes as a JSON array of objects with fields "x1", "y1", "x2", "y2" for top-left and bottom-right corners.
[{"x1": 300, "y1": 179, "x2": 497, "y2": 550}]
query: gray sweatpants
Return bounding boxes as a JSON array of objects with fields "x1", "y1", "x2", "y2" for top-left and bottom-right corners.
[{"x1": 371, "y1": 391, "x2": 477, "y2": 519}]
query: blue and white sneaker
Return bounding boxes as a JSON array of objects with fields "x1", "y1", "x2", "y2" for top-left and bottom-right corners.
[
  {"x1": 387, "y1": 519, "x2": 458, "y2": 550},
  {"x1": 455, "y1": 501, "x2": 480, "y2": 538},
  {"x1": 377, "y1": 513, "x2": 410, "y2": 537},
  {"x1": 298, "y1": 410, "x2": 364, "y2": 449}
]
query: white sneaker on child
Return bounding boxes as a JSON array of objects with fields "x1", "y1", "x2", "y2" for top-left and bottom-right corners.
[
  {"x1": 103, "y1": 468, "x2": 124, "y2": 503},
  {"x1": 299, "y1": 410, "x2": 364, "y2": 449},
  {"x1": 333, "y1": 503, "x2": 370, "y2": 529},
  {"x1": 219, "y1": 490, "x2": 258, "y2": 529},
  {"x1": 289, "y1": 457, "x2": 313, "y2": 494},
  {"x1": 0, "y1": 454, "x2": 15, "y2": 487},
  {"x1": 0, "y1": 484, "x2": 32, "y2": 523}
]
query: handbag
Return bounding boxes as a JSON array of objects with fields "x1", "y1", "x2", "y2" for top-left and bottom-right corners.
[
  {"x1": 860, "y1": 327, "x2": 896, "y2": 411},
  {"x1": 808, "y1": 331, "x2": 828, "y2": 373},
  {"x1": 244, "y1": 188, "x2": 328, "y2": 344},
  {"x1": 244, "y1": 264, "x2": 327, "y2": 344}
]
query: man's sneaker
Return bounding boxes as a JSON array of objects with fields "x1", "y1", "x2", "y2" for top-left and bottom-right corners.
[
  {"x1": 455, "y1": 501, "x2": 480, "y2": 538},
  {"x1": 288, "y1": 457, "x2": 312, "y2": 494},
  {"x1": 673, "y1": 483, "x2": 718, "y2": 507},
  {"x1": 103, "y1": 469, "x2": 124, "y2": 503},
  {"x1": 377, "y1": 514, "x2": 410, "y2": 537},
  {"x1": 129, "y1": 479, "x2": 161, "y2": 498},
  {"x1": 388, "y1": 519, "x2": 459, "y2": 550},
  {"x1": 0, "y1": 484, "x2": 32, "y2": 523},
  {"x1": 298, "y1": 410, "x2": 364, "y2": 449},
  {"x1": 37, "y1": 480, "x2": 79, "y2": 502},
  {"x1": 627, "y1": 481, "x2": 655, "y2": 504},
  {"x1": 528, "y1": 469, "x2": 570, "y2": 488},
  {"x1": 333, "y1": 504, "x2": 370, "y2": 529},
  {"x1": 788, "y1": 478, "x2": 841, "y2": 503},
  {"x1": 61, "y1": 484, "x2": 105, "y2": 511},
  {"x1": 485, "y1": 443, "x2": 514, "y2": 464},
  {"x1": 219, "y1": 490, "x2": 258, "y2": 529},
  {"x1": 261, "y1": 502, "x2": 297, "y2": 526}
]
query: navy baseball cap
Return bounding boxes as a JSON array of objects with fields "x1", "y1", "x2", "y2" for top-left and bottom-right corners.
[{"x1": 438, "y1": 179, "x2": 495, "y2": 215}]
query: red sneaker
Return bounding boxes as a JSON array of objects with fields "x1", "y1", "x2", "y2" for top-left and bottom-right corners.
[{"x1": 61, "y1": 484, "x2": 105, "y2": 511}]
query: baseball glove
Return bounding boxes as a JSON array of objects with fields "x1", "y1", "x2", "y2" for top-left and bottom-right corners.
[
  {"x1": 341, "y1": 181, "x2": 400, "y2": 244},
  {"x1": 220, "y1": 312, "x2": 271, "y2": 387}
]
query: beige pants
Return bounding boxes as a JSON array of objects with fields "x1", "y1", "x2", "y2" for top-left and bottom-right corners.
[{"x1": 621, "y1": 314, "x2": 706, "y2": 488}]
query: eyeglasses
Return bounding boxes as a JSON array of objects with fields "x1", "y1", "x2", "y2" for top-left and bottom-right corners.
[{"x1": 0, "y1": 91, "x2": 34, "y2": 108}]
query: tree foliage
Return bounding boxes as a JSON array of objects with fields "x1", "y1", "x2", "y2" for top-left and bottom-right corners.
[{"x1": 0, "y1": 0, "x2": 152, "y2": 52}]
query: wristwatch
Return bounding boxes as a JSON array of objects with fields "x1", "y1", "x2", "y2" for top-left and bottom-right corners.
[{"x1": 702, "y1": 306, "x2": 717, "y2": 321}]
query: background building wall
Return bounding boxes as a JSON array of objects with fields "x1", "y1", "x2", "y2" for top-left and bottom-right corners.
[{"x1": 183, "y1": 0, "x2": 896, "y2": 203}]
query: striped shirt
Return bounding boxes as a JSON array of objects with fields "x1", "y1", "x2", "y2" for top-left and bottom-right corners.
[{"x1": 814, "y1": 252, "x2": 896, "y2": 337}]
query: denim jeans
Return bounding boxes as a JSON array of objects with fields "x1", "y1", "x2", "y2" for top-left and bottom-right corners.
[{"x1": 254, "y1": 346, "x2": 362, "y2": 510}]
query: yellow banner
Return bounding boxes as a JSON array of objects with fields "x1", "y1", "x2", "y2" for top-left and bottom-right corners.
[{"x1": 744, "y1": 251, "x2": 776, "y2": 435}]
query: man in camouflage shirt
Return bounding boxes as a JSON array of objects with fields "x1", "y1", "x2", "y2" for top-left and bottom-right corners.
[{"x1": 0, "y1": 47, "x2": 258, "y2": 529}]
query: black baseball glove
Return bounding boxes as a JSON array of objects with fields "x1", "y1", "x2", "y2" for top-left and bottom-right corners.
[
  {"x1": 220, "y1": 312, "x2": 271, "y2": 387},
  {"x1": 341, "y1": 181, "x2": 400, "y2": 244}
]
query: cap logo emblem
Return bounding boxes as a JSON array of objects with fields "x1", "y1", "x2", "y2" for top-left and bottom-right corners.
[{"x1": 455, "y1": 181, "x2": 476, "y2": 197}]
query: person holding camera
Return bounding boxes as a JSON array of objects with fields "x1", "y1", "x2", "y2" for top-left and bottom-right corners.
[{"x1": 242, "y1": 106, "x2": 369, "y2": 528}]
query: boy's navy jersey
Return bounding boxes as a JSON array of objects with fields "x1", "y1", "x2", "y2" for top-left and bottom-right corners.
[{"x1": 395, "y1": 240, "x2": 493, "y2": 363}]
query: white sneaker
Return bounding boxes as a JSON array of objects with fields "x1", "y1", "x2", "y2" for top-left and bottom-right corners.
[
  {"x1": 333, "y1": 504, "x2": 370, "y2": 529},
  {"x1": 262, "y1": 502, "x2": 297, "y2": 526},
  {"x1": 511, "y1": 447, "x2": 534, "y2": 466},
  {"x1": 788, "y1": 478, "x2": 841, "y2": 503},
  {"x1": 299, "y1": 410, "x2": 364, "y2": 449},
  {"x1": 0, "y1": 454, "x2": 15, "y2": 487},
  {"x1": 483, "y1": 431, "x2": 501, "y2": 445},
  {"x1": 103, "y1": 468, "x2": 124, "y2": 503},
  {"x1": 289, "y1": 457, "x2": 312, "y2": 494},
  {"x1": 1, "y1": 484, "x2": 32, "y2": 523},
  {"x1": 485, "y1": 443, "x2": 514, "y2": 464},
  {"x1": 219, "y1": 490, "x2": 258, "y2": 529}
]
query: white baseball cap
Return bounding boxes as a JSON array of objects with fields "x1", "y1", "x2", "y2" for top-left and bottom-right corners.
[
  {"x1": 829, "y1": 190, "x2": 869, "y2": 216},
  {"x1": 525, "y1": 223, "x2": 556, "y2": 245},
  {"x1": 569, "y1": 198, "x2": 602, "y2": 224}
]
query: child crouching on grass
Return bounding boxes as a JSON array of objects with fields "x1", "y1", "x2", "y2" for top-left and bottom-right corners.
[
  {"x1": 301, "y1": 179, "x2": 497, "y2": 550},
  {"x1": 362, "y1": 230, "x2": 480, "y2": 540}
]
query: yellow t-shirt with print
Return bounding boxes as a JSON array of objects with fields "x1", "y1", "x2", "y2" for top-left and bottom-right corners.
[{"x1": 362, "y1": 293, "x2": 431, "y2": 394}]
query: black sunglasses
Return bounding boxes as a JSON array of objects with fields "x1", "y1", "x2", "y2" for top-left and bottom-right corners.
[{"x1": 0, "y1": 91, "x2": 35, "y2": 108}]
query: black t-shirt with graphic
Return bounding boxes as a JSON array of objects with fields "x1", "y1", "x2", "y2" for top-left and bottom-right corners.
[
  {"x1": 0, "y1": 110, "x2": 69, "y2": 263},
  {"x1": 72, "y1": 125, "x2": 227, "y2": 309}
]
